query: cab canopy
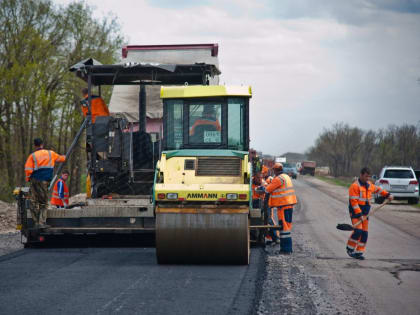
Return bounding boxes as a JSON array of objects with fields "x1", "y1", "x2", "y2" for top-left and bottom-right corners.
[{"x1": 161, "y1": 85, "x2": 251, "y2": 152}]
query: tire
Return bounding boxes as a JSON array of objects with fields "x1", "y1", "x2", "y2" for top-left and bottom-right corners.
[{"x1": 408, "y1": 198, "x2": 419, "y2": 205}]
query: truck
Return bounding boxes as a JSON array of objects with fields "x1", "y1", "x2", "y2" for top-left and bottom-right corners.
[{"x1": 301, "y1": 160, "x2": 316, "y2": 176}]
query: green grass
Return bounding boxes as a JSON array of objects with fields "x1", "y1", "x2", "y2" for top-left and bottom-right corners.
[{"x1": 315, "y1": 175, "x2": 354, "y2": 188}]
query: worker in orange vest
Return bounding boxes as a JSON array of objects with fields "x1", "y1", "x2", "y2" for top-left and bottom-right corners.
[
  {"x1": 189, "y1": 105, "x2": 221, "y2": 141},
  {"x1": 347, "y1": 167, "x2": 393, "y2": 260},
  {"x1": 263, "y1": 162, "x2": 297, "y2": 253},
  {"x1": 252, "y1": 173, "x2": 264, "y2": 209},
  {"x1": 24, "y1": 138, "x2": 66, "y2": 228},
  {"x1": 51, "y1": 170, "x2": 70, "y2": 208},
  {"x1": 81, "y1": 88, "x2": 110, "y2": 123}
]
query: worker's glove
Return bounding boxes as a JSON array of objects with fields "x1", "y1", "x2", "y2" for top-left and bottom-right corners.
[
  {"x1": 255, "y1": 186, "x2": 266, "y2": 193},
  {"x1": 387, "y1": 194, "x2": 394, "y2": 201}
]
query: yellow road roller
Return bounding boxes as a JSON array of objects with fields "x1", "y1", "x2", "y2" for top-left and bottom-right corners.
[{"x1": 154, "y1": 85, "x2": 252, "y2": 264}]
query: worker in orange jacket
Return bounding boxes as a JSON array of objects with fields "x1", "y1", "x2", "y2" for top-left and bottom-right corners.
[
  {"x1": 189, "y1": 106, "x2": 221, "y2": 140},
  {"x1": 51, "y1": 170, "x2": 70, "y2": 208},
  {"x1": 24, "y1": 138, "x2": 66, "y2": 228},
  {"x1": 346, "y1": 167, "x2": 393, "y2": 260},
  {"x1": 252, "y1": 173, "x2": 264, "y2": 209},
  {"x1": 81, "y1": 88, "x2": 110, "y2": 123},
  {"x1": 259, "y1": 165, "x2": 277, "y2": 245},
  {"x1": 263, "y1": 162, "x2": 297, "y2": 253}
]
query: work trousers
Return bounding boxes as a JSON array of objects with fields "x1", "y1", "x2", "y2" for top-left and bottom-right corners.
[
  {"x1": 30, "y1": 178, "x2": 49, "y2": 226},
  {"x1": 269, "y1": 206, "x2": 293, "y2": 252},
  {"x1": 346, "y1": 205, "x2": 369, "y2": 254}
]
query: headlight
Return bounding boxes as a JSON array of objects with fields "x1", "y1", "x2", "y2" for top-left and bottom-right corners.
[
  {"x1": 226, "y1": 193, "x2": 238, "y2": 200},
  {"x1": 166, "y1": 193, "x2": 178, "y2": 200}
]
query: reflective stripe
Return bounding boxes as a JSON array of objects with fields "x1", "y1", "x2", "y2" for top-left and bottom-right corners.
[
  {"x1": 352, "y1": 205, "x2": 360, "y2": 210},
  {"x1": 349, "y1": 196, "x2": 358, "y2": 200},
  {"x1": 271, "y1": 192, "x2": 296, "y2": 198},
  {"x1": 273, "y1": 187, "x2": 290, "y2": 193},
  {"x1": 32, "y1": 153, "x2": 38, "y2": 169},
  {"x1": 280, "y1": 234, "x2": 291, "y2": 238},
  {"x1": 359, "y1": 198, "x2": 369, "y2": 202},
  {"x1": 25, "y1": 167, "x2": 33, "y2": 171}
]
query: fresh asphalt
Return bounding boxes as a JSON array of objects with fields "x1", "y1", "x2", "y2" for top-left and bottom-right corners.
[{"x1": 0, "y1": 238, "x2": 264, "y2": 315}]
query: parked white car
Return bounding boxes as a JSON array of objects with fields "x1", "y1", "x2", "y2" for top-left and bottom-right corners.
[{"x1": 375, "y1": 166, "x2": 419, "y2": 204}]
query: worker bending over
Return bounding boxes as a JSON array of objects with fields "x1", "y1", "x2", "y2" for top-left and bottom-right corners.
[
  {"x1": 51, "y1": 170, "x2": 70, "y2": 208},
  {"x1": 346, "y1": 167, "x2": 393, "y2": 260},
  {"x1": 81, "y1": 87, "x2": 110, "y2": 123},
  {"x1": 24, "y1": 138, "x2": 66, "y2": 228},
  {"x1": 262, "y1": 163, "x2": 297, "y2": 253}
]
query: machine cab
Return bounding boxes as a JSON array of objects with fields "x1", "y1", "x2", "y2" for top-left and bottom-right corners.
[{"x1": 161, "y1": 85, "x2": 251, "y2": 151}]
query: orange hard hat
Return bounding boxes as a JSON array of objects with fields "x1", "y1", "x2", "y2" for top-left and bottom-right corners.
[{"x1": 273, "y1": 163, "x2": 283, "y2": 170}]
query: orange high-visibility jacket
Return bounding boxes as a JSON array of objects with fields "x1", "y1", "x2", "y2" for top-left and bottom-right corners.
[
  {"x1": 349, "y1": 180, "x2": 389, "y2": 214},
  {"x1": 252, "y1": 184, "x2": 264, "y2": 200},
  {"x1": 266, "y1": 173, "x2": 297, "y2": 207},
  {"x1": 81, "y1": 95, "x2": 110, "y2": 123},
  {"x1": 51, "y1": 178, "x2": 69, "y2": 207},
  {"x1": 24, "y1": 149, "x2": 66, "y2": 182},
  {"x1": 189, "y1": 119, "x2": 221, "y2": 135}
]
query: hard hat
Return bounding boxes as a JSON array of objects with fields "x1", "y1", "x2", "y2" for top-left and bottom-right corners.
[{"x1": 273, "y1": 163, "x2": 283, "y2": 170}]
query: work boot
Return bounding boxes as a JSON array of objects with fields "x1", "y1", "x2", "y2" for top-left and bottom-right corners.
[
  {"x1": 346, "y1": 248, "x2": 354, "y2": 258},
  {"x1": 352, "y1": 253, "x2": 365, "y2": 260}
]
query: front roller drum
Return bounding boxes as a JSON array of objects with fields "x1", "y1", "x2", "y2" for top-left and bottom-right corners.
[{"x1": 156, "y1": 208, "x2": 249, "y2": 265}]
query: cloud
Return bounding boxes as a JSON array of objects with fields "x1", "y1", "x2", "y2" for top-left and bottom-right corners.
[{"x1": 53, "y1": 0, "x2": 420, "y2": 154}]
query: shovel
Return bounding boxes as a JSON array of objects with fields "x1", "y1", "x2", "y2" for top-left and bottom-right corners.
[{"x1": 336, "y1": 198, "x2": 390, "y2": 231}]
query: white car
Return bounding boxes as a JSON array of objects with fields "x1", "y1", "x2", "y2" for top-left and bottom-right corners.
[{"x1": 375, "y1": 166, "x2": 419, "y2": 204}]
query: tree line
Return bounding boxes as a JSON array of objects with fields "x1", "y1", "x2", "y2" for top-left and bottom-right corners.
[
  {"x1": 0, "y1": 0, "x2": 124, "y2": 200},
  {"x1": 306, "y1": 122, "x2": 420, "y2": 177}
]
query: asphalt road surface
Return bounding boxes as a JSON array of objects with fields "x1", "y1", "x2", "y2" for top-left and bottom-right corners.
[
  {"x1": 0, "y1": 242, "x2": 264, "y2": 315},
  {"x1": 1, "y1": 176, "x2": 419, "y2": 315}
]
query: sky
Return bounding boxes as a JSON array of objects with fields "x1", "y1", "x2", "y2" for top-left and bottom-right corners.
[{"x1": 55, "y1": 0, "x2": 420, "y2": 155}]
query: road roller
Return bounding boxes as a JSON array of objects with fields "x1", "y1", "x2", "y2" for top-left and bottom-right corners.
[{"x1": 154, "y1": 85, "x2": 252, "y2": 264}]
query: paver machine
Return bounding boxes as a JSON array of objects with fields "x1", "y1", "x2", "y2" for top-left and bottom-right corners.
[{"x1": 154, "y1": 85, "x2": 253, "y2": 264}]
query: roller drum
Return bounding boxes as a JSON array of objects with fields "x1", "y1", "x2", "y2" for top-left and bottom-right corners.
[{"x1": 156, "y1": 208, "x2": 249, "y2": 265}]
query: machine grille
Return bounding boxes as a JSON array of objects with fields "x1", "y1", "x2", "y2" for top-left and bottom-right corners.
[
  {"x1": 184, "y1": 159, "x2": 195, "y2": 170},
  {"x1": 196, "y1": 157, "x2": 241, "y2": 176}
]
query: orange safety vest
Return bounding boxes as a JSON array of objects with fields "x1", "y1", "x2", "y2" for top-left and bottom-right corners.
[
  {"x1": 24, "y1": 149, "x2": 66, "y2": 182},
  {"x1": 82, "y1": 95, "x2": 110, "y2": 123},
  {"x1": 349, "y1": 180, "x2": 388, "y2": 214},
  {"x1": 51, "y1": 178, "x2": 69, "y2": 207},
  {"x1": 189, "y1": 119, "x2": 221, "y2": 135},
  {"x1": 266, "y1": 173, "x2": 297, "y2": 207},
  {"x1": 252, "y1": 184, "x2": 264, "y2": 200}
]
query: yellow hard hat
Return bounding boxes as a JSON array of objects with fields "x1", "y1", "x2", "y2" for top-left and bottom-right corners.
[{"x1": 273, "y1": 163, "x2": 283, "y2": 170}]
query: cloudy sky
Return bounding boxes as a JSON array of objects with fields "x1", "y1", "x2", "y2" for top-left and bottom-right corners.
[{"x1": 56, "y1": 0, "x2": 420, "y2": 155}]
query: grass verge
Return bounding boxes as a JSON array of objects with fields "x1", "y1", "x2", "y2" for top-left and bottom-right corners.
[{"x1": 315, "y1": 175, "x2": 354, "y2": 188}]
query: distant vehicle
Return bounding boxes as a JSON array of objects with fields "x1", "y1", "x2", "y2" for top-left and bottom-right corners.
[
  {"x1": 301, "y1": 161, "x2": 316, "y2": 176},
  {"x1": 374, "y1": 166, "x2": 419, "y2": 204},
  {"x1": 275, "y1": 156, "x2": 286, "y2": 163},
  {"x1": 283, "y1": 163, "x2": 297, "y2": 179}
]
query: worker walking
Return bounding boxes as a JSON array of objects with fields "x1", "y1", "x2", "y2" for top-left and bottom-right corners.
[
  {"x1": 346, "y1": 167, "x2": 393, "y2": 260},
  {"x1": 24, "y1": 138, "x2": 66, "y2": 228},
  {"x1": 81, "y1": 87, "x2": 110, "y2": 123},
  {"x1": 51, "y1": 170, "x2": 70, "y2": 208},
  {"x1": 264, "y1": 163, "x2": 297, "y2": 253}
]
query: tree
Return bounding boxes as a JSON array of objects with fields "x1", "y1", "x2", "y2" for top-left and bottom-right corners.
[{"x1": 0, "y1": 0, "x2": 124, "y2": 200}]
